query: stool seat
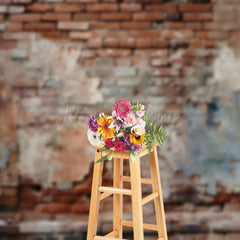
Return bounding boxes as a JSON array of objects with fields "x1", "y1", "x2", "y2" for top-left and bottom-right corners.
[{"x1": 87, "y1": 144, "x2": 168, "y2": 240}]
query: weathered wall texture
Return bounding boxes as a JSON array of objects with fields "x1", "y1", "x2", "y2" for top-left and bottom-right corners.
[{"x1": 0, "y1": 0, "x2": 240, "y2": 239}]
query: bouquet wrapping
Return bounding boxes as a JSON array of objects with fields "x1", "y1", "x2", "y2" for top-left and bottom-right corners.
[{"x1": 87, "y1": 100, "x2": 166, "y2": 163}]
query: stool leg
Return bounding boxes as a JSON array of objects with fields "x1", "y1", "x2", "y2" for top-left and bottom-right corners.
[
  {"x1": 149, "y1": 146, "x2": 168, "y2": 240},
  {"x1": 130, "y1": 156, "x2": 144, "y2": 240},
  {"x1": 87, "y1": 150, "x2": 104, "y2": 240},
  {"x1": 113, "y1": 158, "x2": 123, "y2": 238}
]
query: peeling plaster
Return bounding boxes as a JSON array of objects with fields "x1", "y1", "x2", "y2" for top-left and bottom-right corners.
[
  {"x1": 0, "y1": 33, "x2": 103, "y2": 105},
  {"x1": 0, "y1": 143, "x2": 9, "y2": 170},
  {"x1": 213, "y1": 45, "x2": 240, "y2": 92}
]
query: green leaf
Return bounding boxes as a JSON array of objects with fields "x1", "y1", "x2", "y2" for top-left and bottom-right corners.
[
  {"x1": 150, "y1": 120, "x2": 154, "y2": 128},
  {"x1": 153, "y1": 122, "x2": 157, "y2": 133},
  {"x1": 98, "y1": 145, "x2": 110, "y2": 152},
  {"x1": 95, "y1": 152, "x2": 113, "y2": 164}
]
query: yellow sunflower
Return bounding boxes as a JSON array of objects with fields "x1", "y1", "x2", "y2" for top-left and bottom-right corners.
[
  {"x1": 129, "y1": 132, "x2": 146, "y2": 145},
  {"x1": 97, "y1": 115, "x2": 115, "y2": 139}
]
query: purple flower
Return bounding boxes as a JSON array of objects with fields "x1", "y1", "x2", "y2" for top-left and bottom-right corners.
[
  {"x1": 131, "y1": 144, "x2": 141, "y2": 153},
  {"x1": 125, "y1": 135, "x2": 131, "y2": 146},
  {"x1": 88, "y1": 115, "x2": 99, "y2": 132},
  {"x1": 124, "y1": 145, "x2": 130, "y2": 152}
]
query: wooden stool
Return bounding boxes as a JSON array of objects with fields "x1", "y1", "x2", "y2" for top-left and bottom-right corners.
[{"x1": 87, "y1": 144, "x2": 168, "y2": 240}]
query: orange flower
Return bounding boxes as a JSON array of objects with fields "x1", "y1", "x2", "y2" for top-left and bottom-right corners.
[{"x1": 97, "y1": 115, "x2": 115, "y2": 139}]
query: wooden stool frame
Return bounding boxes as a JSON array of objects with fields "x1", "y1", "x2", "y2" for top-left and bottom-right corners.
[{"x1": 87, "y1": 145, "x2": 168, "y2": 240}]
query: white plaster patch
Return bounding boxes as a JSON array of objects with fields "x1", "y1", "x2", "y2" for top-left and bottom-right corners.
[
  {"x1": 213, "y1": 45, "x2": 240, "y2": 92},
  {"x1": 17, "y1": 126, "x2": 61, "y2": 186}
]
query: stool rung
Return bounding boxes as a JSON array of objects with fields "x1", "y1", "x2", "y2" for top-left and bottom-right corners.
[
  {"x1": 94, "y1": 236, "x2": 128, "y2": 240},
  {"x1": 99, "y1": 192, "x2": 112, "y2": 201},
  {"x1": 142, "y1": 192, "x2": 159, "y2": 205},
  {"x1": 120, "y1": 220, "x2": 158, "y2": 231},
  {"x1": 99, "y1": 186, "x2": 132, "y2": 195},
  {"x1": 120, "y1": 176, "x2": 152, "y2": 184},
  {"x1": 105, "y1": 230, "x2": 117, "y2": 237}
]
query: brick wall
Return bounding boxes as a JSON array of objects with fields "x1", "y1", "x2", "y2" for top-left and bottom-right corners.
[{"x1": 1, "y1": 0, "x2": 240, "y2": 239}]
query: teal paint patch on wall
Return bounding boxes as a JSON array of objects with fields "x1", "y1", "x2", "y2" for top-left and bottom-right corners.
[{"x1": 183, "y1": 94, "x2": 240, "y2": 195}]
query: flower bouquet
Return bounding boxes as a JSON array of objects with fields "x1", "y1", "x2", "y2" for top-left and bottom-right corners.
[{"x1": 87, "y1": 100, "x2": 166, "y2": 163}]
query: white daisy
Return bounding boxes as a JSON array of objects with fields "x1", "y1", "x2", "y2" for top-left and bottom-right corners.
[
  {"x1": 87, "y1": 129, "x2": 103, "y2": 146},
  {"x1": 131, "y1": 125, "x2": 145, "y2": 135}
]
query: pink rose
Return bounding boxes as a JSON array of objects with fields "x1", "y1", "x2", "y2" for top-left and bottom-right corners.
[
  {"x1": 137, "y1": 118, "x2": 146, "y2": 127},
  {"x1": 125, "y1": 113, "x2": 137, "y2": 127},
  {"x1": 136, "y1": 110, "x2": 145, "y2": 117}
]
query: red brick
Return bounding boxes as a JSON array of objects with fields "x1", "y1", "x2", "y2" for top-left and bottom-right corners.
[
  {"x1": 8, "y1": 5, "x2": 25, "y2": 13},
  {"x1": 103, "y1": 37, "x2": 119, "y2": 47},
  {"x1": 190, "y1": 40, "x2": 203, "y2": 48},
  {"x1": 121, "y1": 21, "x2": 151, "y2": 30},
  {"x1": 39, "y1": 31, "x2": 68, "y2": 40},
  {"x1": 182, "y1": 50, "x2": 196, "y2": 58},
  {"x1": 71, "y1": 203, "x2": 89, "y2": 213},
  {"x1": 136, "y1": 38, "x2": 152, "y2": 48},
  {"x1": 3, "y1": 31, "x2": 31, "y2": 40},
  {"x1": 65, "y1": 0, "x2": 97, "y2": 2},
  {"x1": 101, "y1": 12, "x2": 131, "y2": 21},
  {"x1": 84, "y1": 59, "x2": 95, "y2": 66},
  {"x1": 161, "y1": 30, "x2": 194, "y2": 39},
  {"x1": 0, "y1": 196, "x2": 18, "y2": 207},
  {"x1": 87, "y1": 38, "x2": 102, "y2": 48},
  {"x1": 196, "y1": 31, "x2": 227, "y2": 40},
  {"x1": 185, "y1": 22, "x2": 202, "y2": 30},
  {"x1": 179, "y1": 3, "x2": 212, "y2": 12},
  {"x1": 7, "y1": 22, "x2": 23, "y2": 31},
  {"x1": 183, "y1": 13, "x2": 213, "y2": 21},
  {"x1": 24, "y1": 23, "x2": 56, "y2": 31},
  {"x1": 54, "y1": 3, "x2": 85, "y2": 12},
  {"x1": 69, "y1": 31, "x2": 94, "y2": 39},
  {"x1": 74, "y1": 13, "x2": 99, "y2": 21},
  {"x1": 152, "y1": 39, "x2": 168, "y2": 48},
  {"x1": 21, "y1": 194, "x2": 41, "y2": 207},
  {"x1": 86, "y1": 3, "x2": 118, "y2": 12},
  {"x1": 166, "y1": 22, "x2": 184, "y2": 29},
  {"x1": 0, "y1": 0, "x2": 11, "y2": 3},
  {"x1": 52, "y1": 195, "x2": 79, "y2": 204},
  {"x1": 2, "y1": 187, "x2": 18, "y2": 196},
  {"x1": 42, "y1": 13, "x2": 71, "y2": 21},
  {"x1": 145, "y1": 3, "x2": 177, "y2": 12},
  {"x1": 227, "y1": 234, "x2": 240, "y2": 240},
  {"x1": 204, "y1": 22, "x2": 216, "y2": 30},
  {"x1": 0, "y1": 14, "x2": 4, "y2": 22},
  {"x1": 129, "y1": 30, "x2": 160, "y2": 38},
  {"x1": 90, "y1": 22, "x2": 119, "y2": 29},
  {"x1": 153, "y1": 67, "x2": 179, "y2": 77},
  {"x1": 9, "y1": 14, "x2": 40, "y2": 22},
  {"x1": 133, "y1": 12, "x2": 164, "y2": 21},
  {"x1": 134, "y1": 49, "x2": 168, "y2": 57},
  {"x1": 38, "y1": 203, "x2": 71, "y2": 213},
  {"x1": 120, "y1": 3, "x2": 142, "y2": 12},
  {"x1": 97, "y1": 48, "x2": 132, "y2": 57},
  {"x1": 120, "y1": 38, "x2": 135, "y2": 48},
  {"x1": 26, "y1": 4, "x2": 53, "y2": 12},
  {"x1": 57, "y1": 21, "x2": 89, "y2": 30},
  {"x1": 1, "y1": 41, "x2": 17, "y2": 49},
  {"x1": 204, "y1": 40, "x2": 217, "y2": 48}
]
